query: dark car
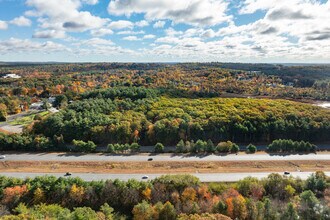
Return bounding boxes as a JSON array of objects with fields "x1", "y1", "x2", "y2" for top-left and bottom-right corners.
[
  {"x1": 142, "y1": 175, "x2": 149, "y2": 179},
  {"x1": 284, "y1": 171, "x2": 290, "y2": 175},
  {"x1": 64, "y1": 172, "x2": 72, "y2": 176},
  {"x1": 147, "y1": 158, "x2": 153, "y2": 161}
]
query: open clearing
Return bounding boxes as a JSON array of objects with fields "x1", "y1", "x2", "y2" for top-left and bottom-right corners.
[{"x1": 1, "y1": 160, "x2": 329, "y2": 174}]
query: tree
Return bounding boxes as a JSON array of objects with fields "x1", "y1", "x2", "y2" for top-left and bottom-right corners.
[
  {"x1": 132, "y1": 200, "x2": 154, "y2": 220},
  {"x1": 246, "y1": 144, "x2": 257, "y2": 153},
  {"x1": 0, "y1": 103, "x2": 7, "y2": 121},
  {"x1": 192, "y1": 140, "x2": 206, "y2": 153},
  {"x1": 71, "y1": 207, "x2": 99, "y2": 220},
  {"x1": 206, "y1": 139, "x2": 215, "y2": 153},
  {"x1": 155, "y1": 143, "x2": 164, "y2": 153},
  {"x1": 33, "y1": 187, "x2": 45, "y2": 204},
  {"x1": 305, "y1": 171, "x2": 327, "y2": 196},
  {"x1": 42, "y1": 100, "x2": 51, "y2": 110},
  {"x1": 263, "y1": 198, "x2": 278, "y2": 220},
  {"x1": 100, "y1": 203, "x2": 114, "y2": 220},
  {"x1": 299, "y1": 190, "x2": 321, "y2": 220},
  {"x1": 159, "y1": 201, "x2": 177, "y2": 220},
  {"x1": 176, "y1": 140, "x2": 185, "y2": 153},
  {"x1": 282, "y1": 203, "x2": 299, "y2": 220}
]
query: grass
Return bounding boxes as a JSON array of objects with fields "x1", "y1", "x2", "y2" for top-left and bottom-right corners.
[{"x1": 9, "y1": 111, "x2": 49, "y2": 126}]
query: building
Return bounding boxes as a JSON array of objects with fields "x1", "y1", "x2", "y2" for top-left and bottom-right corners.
[{"x1": 2, "y1": 74, "x2": 21, "y2": 79}]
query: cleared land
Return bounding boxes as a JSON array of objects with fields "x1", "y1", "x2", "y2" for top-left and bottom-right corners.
[{"x1": 1, "y1": 160, "x2": 329, "y2": 174}]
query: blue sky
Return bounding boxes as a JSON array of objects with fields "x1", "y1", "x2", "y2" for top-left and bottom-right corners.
[{"x1": 0, "y1": 0, "x2": 329, "y2": 63}]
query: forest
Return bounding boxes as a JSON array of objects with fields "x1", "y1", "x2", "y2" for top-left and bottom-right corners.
[
  {"x1": 0, "y1": 63, "x2": 329, "y2": 118},
  {"x1": 0, "y1": 63, "x2": 329, "y2": 151},
  {"x1": 0, "y1": 172, "x2": 329, "y2": 219}
]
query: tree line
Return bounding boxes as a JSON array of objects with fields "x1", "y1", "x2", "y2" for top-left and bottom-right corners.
[{"x1": 0, "y1": 172, "x2": 329, "y2": 219}]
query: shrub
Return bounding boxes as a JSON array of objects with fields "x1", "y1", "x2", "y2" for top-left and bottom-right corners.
[
  {"x1": 217, "y1": 141, "x2": 239, "y2": 153},
  {"x1": 231, "y1": 144, "x2": 240, "y2": 153},
  {"x1": 72, "y1": 140, "x2": 96, "y2": 152},
  {"x1": 155, "y1": 143, "x2": 164, "y2": 153},
  {"x1": 246, "y1": 144, "x2": 257, "y2": 154}
]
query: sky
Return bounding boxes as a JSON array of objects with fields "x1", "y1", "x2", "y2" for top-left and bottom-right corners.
[{"x1": 0, "y1": 0, "x2": 329, "y2": 63}]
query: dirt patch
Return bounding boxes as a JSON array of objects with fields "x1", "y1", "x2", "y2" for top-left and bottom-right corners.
[{"x1": 1, "y1": 160, "x2": 329, "y2": 174}]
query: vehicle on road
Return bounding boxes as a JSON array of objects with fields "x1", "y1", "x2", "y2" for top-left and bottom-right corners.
[
  {"x1": 284, "y1": 171, "x2": 290, "y2": 175},
  {"x1": 0, "y1": 155, "x2": 5, "y2": 159},
  {"x1": 64, "y1": 172, "x2": 72, "y2": 176},
  {"x1": 142, "y1": 175, "x2": 149, "y2": 179},
  {"x1": 147, "y1": 158, "x2": 153, "y2": 161}
]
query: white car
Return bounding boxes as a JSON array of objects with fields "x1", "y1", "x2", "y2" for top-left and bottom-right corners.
[{"x1": 0, "y1": 155, "x2": 6, "y2": 159}]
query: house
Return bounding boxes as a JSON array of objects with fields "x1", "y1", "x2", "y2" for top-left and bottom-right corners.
[{"x1": 2, "y1": 74, "x2": 21, "y2": 79}]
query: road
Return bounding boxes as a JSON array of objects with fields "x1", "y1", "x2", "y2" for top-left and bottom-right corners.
[
  {"x1": 1, "y1": 172, "x2": 328, "y2": 182},
  {"x1": 1, "y1": 152, "x2": 329, "y2": 162}
]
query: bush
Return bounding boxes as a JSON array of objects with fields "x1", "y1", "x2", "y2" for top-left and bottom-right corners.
[
  {"x1": 72, "y1": 140, "x2": 96, "y2": 152},
  {"x1": 246, "y1": 144, "x2": 257, "y2": 154},
  {"x1": 230, "y1": 144, "x2": 240, "y2": 153},
  {"x1": 154, "y1": 143, "x2": 164, "y2": 153},
  {"x1": 130, "y1": 143, "x2": 140, "y2": 152},
  {"x1": 217, "y1": 141, "x2": 239, "y2": 153},
  {"x1": 107, "y1": 143, "x2": 140, "y2": 153},
  {"x1": 107, "y1": 144, "x2": 115, "y2": 153}
]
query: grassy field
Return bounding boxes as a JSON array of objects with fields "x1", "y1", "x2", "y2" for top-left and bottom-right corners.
[{"x1": 8, "y1": 111, "x2": 49, "y2": 126}]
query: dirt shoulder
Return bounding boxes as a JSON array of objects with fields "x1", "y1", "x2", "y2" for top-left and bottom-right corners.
[{"x1": 1, "y1": 160, "x2": 329, "y2": 174}]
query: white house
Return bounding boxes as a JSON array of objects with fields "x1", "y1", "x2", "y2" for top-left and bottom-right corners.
[{"x1": 2, "y1": 74, "x2": 21, "y2": 79}]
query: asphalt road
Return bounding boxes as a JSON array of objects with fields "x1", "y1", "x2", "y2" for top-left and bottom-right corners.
[
  {"x1": 1, "y1": 172, "x2": 328, "y2": 182},
  {"x1": 1, "y1": 152, "x2": 329, "y2": 162}
]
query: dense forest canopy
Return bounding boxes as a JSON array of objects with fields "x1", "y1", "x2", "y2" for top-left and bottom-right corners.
[
  {"x1": 30, "y1": 87, "x2": 330, "y2": 146},
  {"x1": 0, "y1": 172, "x2": 329, "y2": 219},
  {"x1": 0, "y1": 63, "x2": 329, "y2": 150}
]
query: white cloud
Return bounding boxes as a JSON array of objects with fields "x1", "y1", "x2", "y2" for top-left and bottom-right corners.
[
  {"x1": 0, "y1": 38, "x2": 67, "y2": 54},
  {"x1": 82, "y1": 0, "x2": 98, "y2": 5},
  {"x1": 201, "y1": 29, "x2": 215, "y2": 38},
  {"x1": 26, "y1": 0, "x2": 108, "y2": 32},
  {"x1": 143, "y1": 34, "x2": 156, "y2": 39},
  {"x1": 10, "y1": 16, "x2": 32, "y2": 27},
  {"x1": 153, "y1": 20, "x2": 166, "y2": 28},
  {"x1": 108, "y1": 20, "x2": 134, "y2": 30},
  {"x1": 135, "y1": 20, "x2": 149, "y2": 27},
  {"x1": 108, "y1": 0, "x2": 231, "y2": 26},
  {"x1": 0, "y1": 21, "x2": 8, "y2": 30},
  {"x1": 123, "y1": 36, "x2": 140, "y2": 41},
  {"x1": 33, "y1": 29, "x2": 66, "y2": 38},
  {"x1": 239, "y1": 0, "x2": 288, "y2": 14},
  {"x1": 117, "y1": 30, "x2": 145, "y2": 35},
  {"x1": 91, "y1": 28, "x2": 114, "y2": 37},
  {"x1": 80, "y1": 38, "x2": 114, "y2": 46}
]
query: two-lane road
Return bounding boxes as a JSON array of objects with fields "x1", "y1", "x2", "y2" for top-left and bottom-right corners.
[
  {"x1": 1, "y1": 152, "x2": 330, "y2": 162},
  {"x1": 1, "y1": 172, "x2": 329, "y2": 182}
]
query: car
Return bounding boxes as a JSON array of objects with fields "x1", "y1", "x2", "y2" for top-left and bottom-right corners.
[
  {"x1": 147, "y1": 158, "x2": 153, "y2": 161},
  {"x1": 64, "y1": 172, "x2": 72, "y2": 176},
  {"x1": 0, "y1": 155, "x2": 5, "y2": 159},
  {"x1": 142, "y1": 175, "x2": 149, "y2": 179},
  {"x1": 284, "y1": 171, "x2": 290, "y2": 175}
]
